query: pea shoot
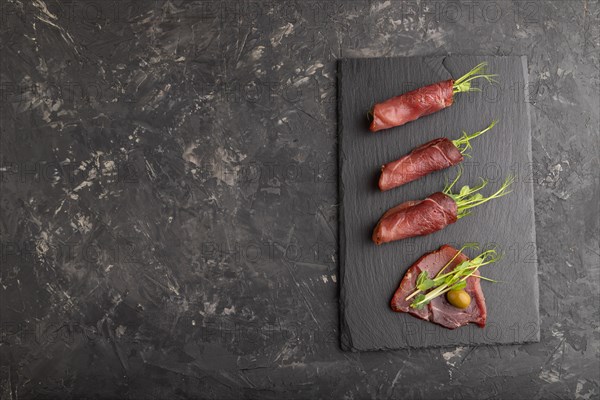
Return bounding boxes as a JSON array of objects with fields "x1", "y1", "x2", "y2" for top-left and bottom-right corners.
[
  {"x1": 405, "y1": 244, "x2": 502, "y2": 310},
  {"x1": 443, "y1": 167, "x2": 515, "y2": 219}
]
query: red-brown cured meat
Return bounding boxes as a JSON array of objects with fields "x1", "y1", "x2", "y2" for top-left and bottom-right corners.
[
  {"x1": 369, "y1": 80, "x2": 454, "y2": 132},
  {"x1": 379, "y1": 138, "x2": 464, "y2": 191},
  {"x1": 390, "y1": 245, "x2": 487, "y2": 329},
  {"x1": 372, "y1": 192, "x2": 457, "y2": 245}
]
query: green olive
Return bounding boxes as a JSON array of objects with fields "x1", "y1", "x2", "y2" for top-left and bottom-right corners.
[{"x1": 446, "y1": 289, "x2": 471, "y2": 309}]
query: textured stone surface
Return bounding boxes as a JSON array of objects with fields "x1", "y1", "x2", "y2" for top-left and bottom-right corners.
[
  {"x1": 339, "y1": 55, "x2": 539, "y2": 350},
  {"x1": 0, "y1": 1, "x2": 598, "y2": 399}
]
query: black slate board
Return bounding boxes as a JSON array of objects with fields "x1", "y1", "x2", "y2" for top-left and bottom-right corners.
[{"x1": 338, "y1": 56, "x2": 540, "y2": 351}]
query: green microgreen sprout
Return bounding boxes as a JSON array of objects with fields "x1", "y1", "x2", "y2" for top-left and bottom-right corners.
[
  {"x1": 406, "y1": 246, "x2": 503, "y2": 309},
  {"x1": 452, "y1": 120, "x2": 499, "y2": 157},
  {"x1": 442, "y1": 167, "x2": 515, "y2": 219},
  {"x1": 453, "y1": 62, "x2": 498, "y2": 94}
]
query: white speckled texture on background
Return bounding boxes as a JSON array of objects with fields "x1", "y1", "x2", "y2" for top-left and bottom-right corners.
[{"x1": 0, "y1": 1, "x2": 598, "y2": 399}]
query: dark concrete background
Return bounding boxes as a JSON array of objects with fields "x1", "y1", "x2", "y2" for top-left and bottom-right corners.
[{"x1": 0, "y1": 1, "x2": 598, "y2": 399}]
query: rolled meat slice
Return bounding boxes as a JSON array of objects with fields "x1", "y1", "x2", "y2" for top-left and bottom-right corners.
[
  {"x1": 372, "y1": 192, "x2": 457, "y2": 245},
  {"x1": 368, "y1": 62, "x2": 497, "y2": 132},
  {"x1": 373, "y1": 172, "x2": 514, "y2": 245},
  {"x1": 390, "y1": 245, "x2": 487, "y2": 329},
  {"x1": 369, "y1": 80, "x2": 454, "y2": 132},
  {"x1": 379, "y1": 138, "x2": 463, "y2": 191}
]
